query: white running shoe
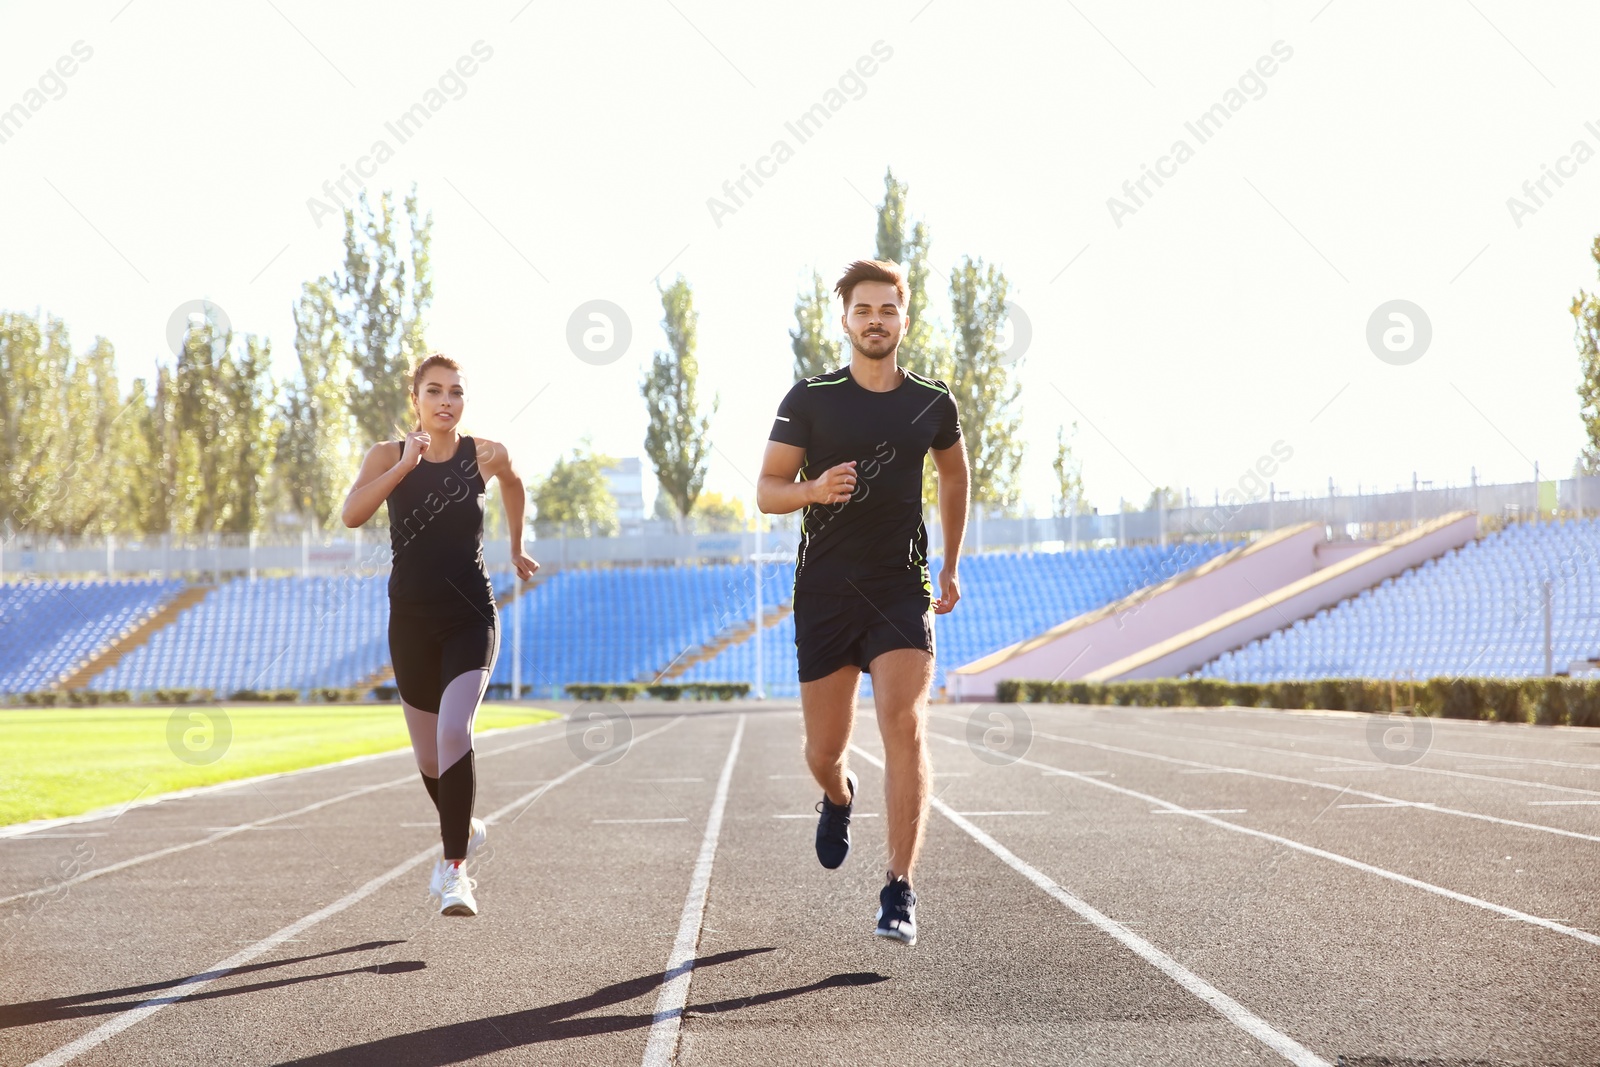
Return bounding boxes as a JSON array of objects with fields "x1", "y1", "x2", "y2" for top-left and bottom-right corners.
[
  {"x1": 428, "y1": 858, "x2": 451, "y2": 900},
  {"x1": 438, "y1": 862, "x2": 478, "y2": 917},
  {"x1": 428, "y1": 818, "x2": 487, "y2": 899}
]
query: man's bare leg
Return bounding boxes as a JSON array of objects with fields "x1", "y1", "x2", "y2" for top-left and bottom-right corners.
[
  {"x1": 869, "y1": 648, "x2": 934, "y2": 882},
  {"x1": 800, "y1": 665, "x2": 860, "y2": 805}
]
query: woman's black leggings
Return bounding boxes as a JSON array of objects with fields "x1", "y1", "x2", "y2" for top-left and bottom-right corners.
[{"x1": 388, "y1": 602, "x2": 500, "y2": 860}]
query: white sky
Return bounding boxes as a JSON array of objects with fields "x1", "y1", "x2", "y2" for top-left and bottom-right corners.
[{"x1": 4, "y1": 0, "x2": 1600, "y2": 518}]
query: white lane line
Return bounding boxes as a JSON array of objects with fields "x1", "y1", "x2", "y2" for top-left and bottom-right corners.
[
  {"x1": 0, "y1": 717, "x2": 564, "y2": 839},
  {"x1": 0, "y1": 724, "x2": 576, "y2": 908},
  {"x1": 0, "y1": 777, "x2": 410, "y2": 908},
  {"x1": 946, "y1": 715, "x2": 1600, "y2": 846},
  {"x1": 1043, "y1": 769, "x2": 1111, "y2": 777},
  {"x1": 848, "y1": 743, "x2": 1331, "y2": 1067},
  {"x1": 26, "y1": 852, "x2": 439, "y2": 1067},
  {"x1": 24, "y1": 716, "x2": 682, "y2": 1067},
  {"x1": 1131, "y1": 716, "x2": 1600, "y2": 771},
  {"x1": 955, "y1": 810, "x2": 1050, "y2": 816},
  {"x1": 1085, "y1": 719, "x2": 1600, "y2": 798},
  {"x1": 641, "y1": 715, "x2": 746, "y2": 1067},
  {"x1": 771, "y1": 812, "x2": 880, "y2": 819},
  {"x1": 593, "y1": 818, "x2": 689, "y2": 824},
  {"x1": 1152, "y1": 809, "x2": 1247, "y2": 815},
  {"x1": 1178, "y1": 769, "x2": 1233, "y2": 775},
  {"x1": 927, "y1": 732, "x2": 1600, "y2": 949}
]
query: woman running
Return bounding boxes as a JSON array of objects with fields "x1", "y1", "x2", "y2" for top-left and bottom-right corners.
[{"x1": 341, "y1": 353, "x2": 539, "y2": 916}]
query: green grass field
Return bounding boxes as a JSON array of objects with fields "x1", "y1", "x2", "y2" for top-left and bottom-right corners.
[{"x1": 0, "y1": 703, "x2": 561, "y2": 826}]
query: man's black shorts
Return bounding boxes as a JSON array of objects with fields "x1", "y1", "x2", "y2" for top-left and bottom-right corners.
[{"x1": 793, "y1": 589, "x2": 934, "y2": 683}]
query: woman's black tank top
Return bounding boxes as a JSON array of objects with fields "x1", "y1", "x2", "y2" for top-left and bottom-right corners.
[{"x1": 385, "y1": 435, "x2": 495, "y2": 612}]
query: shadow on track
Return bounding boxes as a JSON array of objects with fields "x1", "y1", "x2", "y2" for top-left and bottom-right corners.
[
  {"x1": 277, "y1": 947, "x2": 889, "y2": 1065},
  {"x1": 0, "y1": 940, "x2": 409, "y2": 1028}
]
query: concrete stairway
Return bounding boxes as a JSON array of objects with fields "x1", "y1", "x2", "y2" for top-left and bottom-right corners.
[{"x1": 656, "y1": 602, "x2": 794, "y2": 681}]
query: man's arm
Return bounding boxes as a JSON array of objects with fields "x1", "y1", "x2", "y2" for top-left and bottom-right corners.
[
  {"x1": 930, "y1": 439, "x2": 969, "y2": 613},
  {"x1": 757, "y1": 440, "x2": 856, "y2": 515}
]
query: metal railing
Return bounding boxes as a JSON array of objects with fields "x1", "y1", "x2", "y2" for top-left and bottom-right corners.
[{"x1": 3, "y1": 472, "x2": 1594, "y2": 580}]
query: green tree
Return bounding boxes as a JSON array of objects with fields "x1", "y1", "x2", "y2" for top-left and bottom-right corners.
[
  {"x1": 215, "y1": 333, "x2": 279, "y2": 533},
  {"x1": 1573, "y1": 235, "x2": 1600, "y2": 473},
  {"x1": 60, "y1": 335, "x2": 127, "y2": 536},
  {"x1": 531, "y1": 445, "x2": 618, "y2": 538},
  {"x1": 642, "y1": 276, "x2": 719, "y2": 528},
  {"x1": 341, "y1": 187, "x2": 434, "y2": 444},
  {"x1": 948, "y1": 256, "x2": 1024, "y2": 513},
  {"x1": 163, "y1": 318, "x2": 278, "y2": 534},
  {"x1": 790, "y1": 269, "x2": 841, "y2": 380},
  {"x1": 0, "y1": 313, "x2": 137, "y2": 537},
  {"x1": 875, "y1": 167, "x2": 952, "y2": 383},
  {"x1": 1053, "y1": 424, "x2": 1087, "y2": 517},
  {"x1": 1145, "y1": 486, "x2": 1183, "y2": 511},
  {"x1": 692, "y1": 490, "x2": 747, "y2": 533},
  {"x1": 278, "y1": 277, "x2": 359, "y2": 530},
  {"x1": 117, "y1": 375, "x2": 160, "y2": 535}
]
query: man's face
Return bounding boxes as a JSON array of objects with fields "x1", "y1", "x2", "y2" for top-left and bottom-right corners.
[{"x1": 842, "y1": 280, "x2": 906, "y2": 361}]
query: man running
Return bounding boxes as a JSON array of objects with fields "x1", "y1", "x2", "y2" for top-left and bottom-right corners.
[{"x1": 756, "y1": 258, "x2": 969, "y2": 946}]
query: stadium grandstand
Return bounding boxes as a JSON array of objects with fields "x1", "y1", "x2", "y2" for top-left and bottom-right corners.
[
  {"x1": 1195, "y1": 516, "x2": 1600, "y2": 683},
  {"x1": 5, "y1": 476, "x2": 1600, "y2": 702}
]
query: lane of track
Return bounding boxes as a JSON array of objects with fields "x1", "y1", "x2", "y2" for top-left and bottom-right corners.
[
  {"x1": 904, "y1": 712, "x2": 1599, "y2": 1064},
  {"x1": 9, "y1": 715, "x2": 690, "y2": 1066},
  {"x1": 675, "y1": 711, "x2": 1324, "y2": 1066},
  {"x1": 6, "y1": 702, "x2": 1597, "y2": 1065}
]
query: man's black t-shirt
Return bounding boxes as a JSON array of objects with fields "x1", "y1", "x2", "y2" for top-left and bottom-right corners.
[{"x1": 768, "y1": 365, "x2": 962, "y2": 602}]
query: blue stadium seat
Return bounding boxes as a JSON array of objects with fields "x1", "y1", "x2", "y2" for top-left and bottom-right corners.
[
  {"x1": 1193, "y1": 518, "x2": 1600, "y2": 682},
  {"x1": 0, "y1": 579, "x2": 185, "y2": 692},
  {"x1": 87, "y1": 576, "x2": 391, "y2": 693}
]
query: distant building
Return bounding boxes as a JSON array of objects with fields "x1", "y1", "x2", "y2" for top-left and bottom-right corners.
[{"x1": 603, "y1": 457, "x2": 646, "y2": 537}]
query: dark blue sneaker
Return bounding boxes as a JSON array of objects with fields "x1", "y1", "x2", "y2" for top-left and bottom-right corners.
[
  {"x1": 814, "y1": 771, "x2": 857, "y2": 869},
  {"x1": 875, "y1": 874, "x2": 917, "y2": 945}
]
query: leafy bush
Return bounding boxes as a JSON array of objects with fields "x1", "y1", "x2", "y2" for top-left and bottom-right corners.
[
  {"x1": 565, "y1": 683, "x2": 643, "y2": 702},
  {"x1": 991, "y1": 675, "x2": 1600, "y2": 727},
  {"x1": 21, "y1": 691, "x2": 62, "y2": 707},
  {"x1": 1568, "y1": 682, "x2": 1600, "y2": 728},
  {"x1": 309, "y1": 687, "x2": 360, "y2": 703},
  {"x1": 1308, "y1": 680, "x2": 1346, "y2": 712},
  {"x1": 1479, "y1": 679, "x2": 1527, "y2": 724},
  {"x1": 373, "y1": 685, "x2": 400, "y2": 701},
  {"x1": 1226, "y1": 682, "x2": 1265, "y2": 707},
  {"x1": 687, "y1": 682, "x2": 751, "y2": 700},
  {"x1": 227, "y1": 688, "x2": 300, "y2": 702},
  {"x1": 646, "y1": 684, "x2": 683, "y2": 701},
  {"x1": 147, "y1": 688, "x2": 215, "y2": 704}
]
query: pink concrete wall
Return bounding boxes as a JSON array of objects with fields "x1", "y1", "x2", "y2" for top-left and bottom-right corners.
[
  {"x1": 1106, "y1": 514, "x2": 1476, "y2": 681},
  {"x1": 948, "y1": 516, "x2": 1477, "y2": 699},
  {"x1": 949, "y1": 525, "x2": 1325, "y2": 700}
]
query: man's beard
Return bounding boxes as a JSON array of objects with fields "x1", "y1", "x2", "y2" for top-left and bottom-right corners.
[{"x1": 851, "y1": 329, "x2": 896, "y2": 361}]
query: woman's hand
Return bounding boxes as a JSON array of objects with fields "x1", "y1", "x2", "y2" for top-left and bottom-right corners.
[
  {"x1": 511, "y1": 550, "x2": 540, "y2": 582},
  {"x1": 400, "y1": 430, "x2": 431, "y2": 469}
]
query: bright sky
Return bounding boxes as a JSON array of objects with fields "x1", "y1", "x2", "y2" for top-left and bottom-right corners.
[{"x1": 4, "y1": 0, "x2": 1599, "y2": 518}]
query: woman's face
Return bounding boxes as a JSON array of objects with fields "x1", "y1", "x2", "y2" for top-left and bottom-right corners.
[{"x1": 414, "y1": 367, "x2": 465, "y2": 433}]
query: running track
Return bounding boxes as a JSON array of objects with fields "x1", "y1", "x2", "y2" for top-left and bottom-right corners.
[{"x1": 2, "y1": 701, "x2": 1596, "y2": 1066}]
